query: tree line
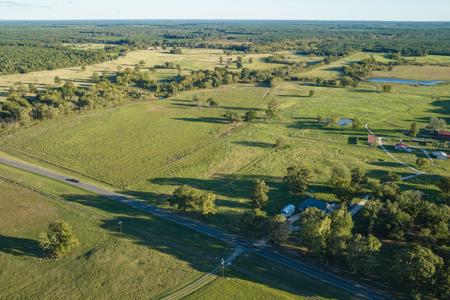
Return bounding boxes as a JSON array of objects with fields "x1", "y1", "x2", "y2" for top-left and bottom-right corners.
[{"x1": 0, "y1": 45, "x2": 121, "y2": 75}]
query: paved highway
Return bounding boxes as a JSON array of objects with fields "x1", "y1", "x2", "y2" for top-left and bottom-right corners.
[{"x1": 0, "y1": 156, "x2": 393, "y2": 300}]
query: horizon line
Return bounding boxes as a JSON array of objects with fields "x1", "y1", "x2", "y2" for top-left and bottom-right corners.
[{"x1": 0, "y1": 18, "x2": 449, "y2": 23}]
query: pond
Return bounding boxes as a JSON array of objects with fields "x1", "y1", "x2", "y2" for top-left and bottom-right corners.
[
  {"x1": 338, "y1": 118, "x2": 353, "y2": 126},
  {"x1": 367, "y1": 77, "x2": 446, "y2": 86}
]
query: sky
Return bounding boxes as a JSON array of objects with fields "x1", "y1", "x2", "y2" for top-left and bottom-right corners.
[{"x1": 0, "y1": 0, "x2": 449, "y2": 21}]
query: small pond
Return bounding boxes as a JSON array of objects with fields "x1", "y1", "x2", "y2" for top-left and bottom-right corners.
[
  {"x1": 338, "y1": 118, "x2": 353, "y2": 126},
  {"x1": 367, "y1": 78, "x2": 446, "y2": 86}
]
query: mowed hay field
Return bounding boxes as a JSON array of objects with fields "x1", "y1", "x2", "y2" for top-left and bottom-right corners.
[
  {"x1": 0, "y1": 84, "x2": 272, "y2": 187},
  {"x1": 1, "y1": 68, "x2": 449, "y2": 223},
  {"x1": 403, "y1": 55, "x2": 450, "y2": 65},
  {"x1": 0, "y1": 163, "x2": 231, "y2": 299},
  {"x1": 0, "y1": 48, "x2": 317, "y2": 99},
  {"x1": 301, "y1": 52, "x2": 393, "y2": 79},
  {"x1": 372, "y1": 65, "x2": 450, "y2": 80}
]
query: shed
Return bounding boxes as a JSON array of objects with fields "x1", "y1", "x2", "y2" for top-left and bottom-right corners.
[{"x1": 432, "y1": 151, "x2": 448, "y2": 160}]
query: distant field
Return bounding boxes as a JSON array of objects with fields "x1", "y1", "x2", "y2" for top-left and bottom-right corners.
[
  {"x1": 301, "y1": 52, "x2": 392, "y2": 79},
  {"x1": 372, "y1": 65, "x2": 450, "y2": 80},
  {"x1": 0, "y1": 48, "x2": 318, "y2": 99},
  {"x1": 63, "y1": 43, "x2": 107, "y2": 50},
  {"x1": 403, "y1": 55, "x2": 450, "y2": 65}
]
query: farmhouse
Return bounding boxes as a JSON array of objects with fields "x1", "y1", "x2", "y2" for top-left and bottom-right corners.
[{"x1": 298, "y1": 199, "x2": 339, "y2": 214}]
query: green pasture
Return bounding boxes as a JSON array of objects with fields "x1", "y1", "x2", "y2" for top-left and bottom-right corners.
[
  {"x1": 0, "y1": 164, "x2": 230, "y2": 299},
  {"x1": 1, "y1": 72, "x2": 448, "y2": 228},
  {"x1": 0, "y1": 162, "x2": 352, "y2": 300},
  {"x1": 188, "y1": 254, "x2": 354, "y2": 300}
]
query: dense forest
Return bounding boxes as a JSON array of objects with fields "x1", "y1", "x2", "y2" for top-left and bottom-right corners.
[
  {"x1": 0, "y1": 46, "x2": 119, "y2": 75},
  {"x1": 0, "y1": 20, "x2": 450, "y2": 75}
]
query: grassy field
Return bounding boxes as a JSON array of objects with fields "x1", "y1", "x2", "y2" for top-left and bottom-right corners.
[
  {"x1": 0, "y1": 162, "x2": 353, "y2": 299},
  {"x1": 301, "y1": 52, "x2": 392, "y2": 79},
  {"x1": 63, "y1": 43, "x2": 108, "y2": 50},
  {"x1": 372, "y1": 65, "x2": 450, "y2": 80},
  {"x1": 187, "y1": 254, "x2": 355, "y2": 300},
  {"x1": 0, "y1": 163, "x2": 232, "y2": 299},
  {"x1": 403, "y1": 55, "x2": 450, "y2": 65},
  {"x1": 1, "y1": 67, "x2": 448, "y2": 229},
  {"x1": 1, "y1": 50, "x2": 449, "y2": 299},
  {"x1": 0, "y1": 48, "x2": 320, "y2": 99}
]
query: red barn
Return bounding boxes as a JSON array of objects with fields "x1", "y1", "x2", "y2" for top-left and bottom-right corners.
[{"x1": 368, "y1": 135, "x2": 381, "y2": 145}]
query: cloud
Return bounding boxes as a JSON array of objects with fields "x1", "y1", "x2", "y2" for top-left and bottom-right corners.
[{"x1": 0, "y1": 1, "x2": 49, "y2": 8}]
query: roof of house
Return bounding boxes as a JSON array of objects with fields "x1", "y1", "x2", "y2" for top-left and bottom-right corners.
[
  {"x1": 298, "y1": 199, "x2": 340, "y2": 214},
  {"x1": 368, "y1": 135, "x2": 378, "y2": 143}
]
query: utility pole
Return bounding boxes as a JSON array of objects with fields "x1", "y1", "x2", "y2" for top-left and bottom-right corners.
[
  {"x1": 220, "y1": 258, "x2": 225, "y2": 278},
  {"x1": 118, "y1": 221, "x2": 123, "y2": 233}
]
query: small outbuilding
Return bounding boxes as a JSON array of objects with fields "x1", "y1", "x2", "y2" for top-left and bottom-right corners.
[
  {"x1": 432, "y1": 151, "x2": 448, "y2": 160},
  {"x1": 281, "y1": 205, "x2": 296, "y2": 218}
]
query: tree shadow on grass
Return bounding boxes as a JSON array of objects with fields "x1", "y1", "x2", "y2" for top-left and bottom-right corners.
[
  {"x1": 218, "y1": 106, "x2": 262, "y2": 112},
  {"x1": 366, "y1": 169, "x2": 413, "y2": 181},
  {"x1": 150, "y1": 174, "x2": 276, "y2": 200},
  {"x1": 369, "y1": 161, "x2": 405, "y2": 168},
  {"x1": 58, "y1": 192, "x2": 362, "y2": 299},
  {"x1": 148, "y1": 174, "x2": 320, "y2": 215},
  {"x1": 233, "y1": 141, "x2": 275, "y2": 149},
  {"x1": 428, "y1": 98, "x2": 450, "y2": 123},
  {"x1": 101, "y1": 216, "x2": 227, "y2": 267},
  {"x1": 349, "y1": 88, "x2": 379, "y2": 93},
  {"x1": 308, "y1": 184, "x2": 334, "y2": 196},
  {"x1": 322, "y1": 66, "x2": 344, "y2": 73},
  {"x1": 173, "y1": 117, "x2": 229, "y2": 124},
  {"x1": 277, "y1": 94, "x2": 310, "y2": 98},
  {"x1": 0, "y1": 91, "x2": 10, "y2": 97},
  {"x1": 288, "y1": 117, "x2": 323, "y2": 130},
  {"x1": 288, "y1": 119, "x2": 370, "y2": 139},
  {"x1": 400, "y1": 174, "x2": 448, "y2": 205},
  {"x1": 64, "y1": 194, "x2": 143, "y2": 216},
  {"x1": 0, "y1": 235, "x2": 41, "y2": 257},
  {"x1": 170, "y1": 102, "x2": 197, "y2": 108},
  {"x1": 170, "y1": 101, "x2": 263, "y2": 112},
  {"x1": 121, "y1": 190, "x2": 171, "y2": 203}
]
